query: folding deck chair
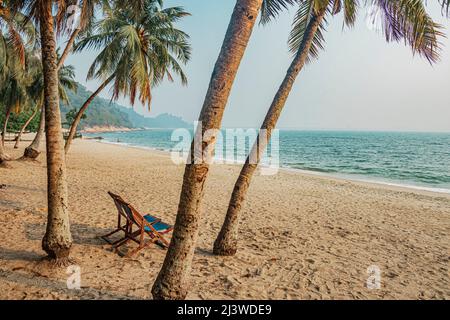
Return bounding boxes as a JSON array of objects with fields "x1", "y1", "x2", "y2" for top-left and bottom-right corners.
[{"x1": 101, "y1": 192, "x2": 173, "y2": 257}]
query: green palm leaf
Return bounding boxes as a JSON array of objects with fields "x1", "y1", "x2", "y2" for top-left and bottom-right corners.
[
  {"x1": 74, "y1": 0, "x2": 191, "y2": 109},
  {"x1": 261, "y1": 0, "x2": 298, "y2": 24}
]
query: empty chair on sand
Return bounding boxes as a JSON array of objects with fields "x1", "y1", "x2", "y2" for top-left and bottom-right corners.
[{"x1": 101, "y1": 192, "x2": 173, "y2": 257}]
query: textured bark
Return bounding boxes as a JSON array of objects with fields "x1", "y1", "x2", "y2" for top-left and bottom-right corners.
[
  {"x1": 214, "y1": 10, "x2": 327, "y2": 256},
  {"x1": 64, "y1": 75, "x2": 114, "y2": 154},
  {"x1": 23, "y1": 106, "x2": 45, "y2": 159},
  {"x1": 14, "y1": 106, "x2": 39, "y2": 149},
  {"x1": 2, "y1": 107, "x2": 11, "y2": 147},
  {"x1": 151, "y1": 0, "x2": 264, "y2": 300},
  {"x1": 57, "y1": 28, "x2": 80, "y2": 71},
  {"x1": 39, "y1": 1, "x2": 73, "y2": 263}
]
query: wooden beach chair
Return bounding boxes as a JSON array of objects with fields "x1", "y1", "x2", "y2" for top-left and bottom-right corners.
[{"x1": 101, "y1": 192, "x2": 173, "y2": 257}]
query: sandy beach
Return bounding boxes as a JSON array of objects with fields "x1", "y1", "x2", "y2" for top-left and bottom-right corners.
[{"x1": 0, "y1": 137, "x2": 449, "y2": 300}]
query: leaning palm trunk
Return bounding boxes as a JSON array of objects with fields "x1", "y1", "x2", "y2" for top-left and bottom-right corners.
[
  {"x1": 57, "y1": 28, "x2": 80, "y2": 71},
  {"x1": 0, "y1": 143, "x2": 10, "y2": 164},
  {"x1": 213, "y1": 10, "x2": 326, "y2": 256},
  {"x1": 64, "y1": 75, "x2": 114, "y2": 154},
  {"x1": 2, "y1": 107, "x2": 11, "y2": 147},
  {"x1": 14, "y1": 106, "x2": 39, "y2": 149},
  {"x1": 23, "y1": 106, "x2": 45, "y2": 159},
  {"x1": 39, "y1": 2, "x2": 73, "y2": 264},
  {"x1": 151, "y1": 0, "x2": 264, "y2": 300}
]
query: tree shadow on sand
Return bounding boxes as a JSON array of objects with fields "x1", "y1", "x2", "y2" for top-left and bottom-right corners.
[
  {"x1": 195, "y1": 247, "x2": 214, "y2": 257},
  {"x1": 0, "y1": 269, "x2": 140, "y2": 300},
  {"x1": 25, "y1": 223, "x2": 111, "y2": 246},
  {"x1": 0, "y1": 198, "x2": 24, "y2": 210},
  {"x1": 0, "y1": 247, "x2": 42, "y2": 262}
]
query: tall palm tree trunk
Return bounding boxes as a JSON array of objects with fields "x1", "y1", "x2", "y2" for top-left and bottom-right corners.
[
  {"x1": 14, "y1": 106, "x2": 39, "y2": 149},
  {"x1": 64, "y1": 75, "x2": 114, "y2": 154},
  {"x1": 151, "y1": 0, "x2": 264, "y2": 300},
  {"x1": 39, "y1": 1, "x2": 73, "y2": 264},
  {"x1": 2, "y1": 107, "x2": 11, "y2": 147},
  {"x1": 214, "y1": 10, "x2": 326, "y2": 256},
  {"x1": 23, "y1": 105, "x2": 45, "y2": 159}
]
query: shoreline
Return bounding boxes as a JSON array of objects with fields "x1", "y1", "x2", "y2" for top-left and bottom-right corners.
[{"x1": 87, "y1": 138, "x2": 450, "y2": 197}]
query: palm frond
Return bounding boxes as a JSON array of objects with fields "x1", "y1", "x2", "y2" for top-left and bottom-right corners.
[
  {"x1": 261, "y1": 0, "x2": 298, "y2": 24},
  {"x1": 288, "y1": 0, "x2": 328, "y2": 62},
  {"x1": 370, "y1": 0, "x2": 444, "y2": 63},
  {"x1": 76, "y1": 0, "x2": 191, "y2": 109}
]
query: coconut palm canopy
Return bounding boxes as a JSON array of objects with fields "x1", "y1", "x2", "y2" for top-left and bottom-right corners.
[
  {"x1": 26, "y1": 50, "x2": 78, "y2": 106},
  {"x1": 0, "y1": 50, "x2": 30, "y2": 115},
  {"x1": 0, "y1": 0, "x2": 36, "y2": 79},
  {"x1": 1, "y1": 48, "x2": 77, "y2": 116},
  {"x1": 261, "y1": 0, "x2": 444, "y2": 64},
  {"x1": 73, "y1": 0, "x2": 191, "y2": 109}
]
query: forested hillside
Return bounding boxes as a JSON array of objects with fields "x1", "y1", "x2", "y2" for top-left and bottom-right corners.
[
  {"x1": 61, "y1": 84, "x2": 189, "y2": 129},
  {"x1": 2, "y1": 83, "x2": 189, "y2": 132}
]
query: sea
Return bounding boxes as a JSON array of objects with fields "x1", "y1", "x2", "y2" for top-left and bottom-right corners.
[{"x1": 85, "y1": 129, "x2": 450, "y2": 194}]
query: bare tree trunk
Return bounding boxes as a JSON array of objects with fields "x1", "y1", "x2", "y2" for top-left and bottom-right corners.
[
  {"x1": 39, "y1": 1, "x2": 73, "y2": 264},
  {"x1": 2, "y1": 107, "x2": 11, "y2": 147},
  {"x1": 1, "y1": 107, "x2": 12, "y2": 163},
  {"x1": 64, "y1": 75, "x2": 114, "y2": 154},
  {"x1": 0, "y1": 142, "x2": 10, "y2": 164},
  {"x1": 213, "y1": 10, "x2": 327, "y2": 256},
  {"x1": 23, "y1": 106, "x2": 45, "y2": 159},
  {"x1": 151, "y1": 0, "x2": 264, "y2": 300},
  {"x1": 14, "y1": 106, "x2": 39, "y2": 149},
  {"x1": 57, "y1": 28, "x2": 80, "y2": 71}
]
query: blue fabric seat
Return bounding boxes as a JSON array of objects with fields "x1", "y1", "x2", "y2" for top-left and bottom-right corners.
[
  {"x1": 144, "y1": 215, "x2": 171, "y2": 232},
  {"x1": 104, "y1": 192, "x2": 173, "y2": 257}
]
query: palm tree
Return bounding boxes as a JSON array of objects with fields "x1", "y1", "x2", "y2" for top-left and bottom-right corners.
[
  {"x1": 13, "y1": 107, "x2": 37, "y2": 147},
  {"x1": 0, "y1": 0, "x2": 35, "y2": 163},
  {"x1": 64, "y1": 0, "x2": 191, "y2": 154},
  {"x1": 25, "y1": 0, "x2": 106, "y2": 157},
  {"x1": 16, "y1": 0, "x2": 103, "y2": 157},
  {"x1": 14, "y1": 105, "x2": 38, "y2": 148},
  {"x1": 150, "y1": 0, "x2": 278, "y2": 300},
  {"x1": 38, "y1": 0, "x2": 73, "y2": 263},
  {"x1": 59, "y1": 0, "x2": 157, "y2": 70},
  {"x1": 0, "y1": 0, "x2": 36, "y2": 72},
  {"x1": 9, "y1": 0, "x2": 151, "y2": 262},
  {"x1": 1, "y1": 58, "x2": 30, "y2": 147},
  {"x1": 22, "y1": 55, "x2": 77, "y2": 159},
  {"x1": 57, "y1": 0, "x2": 108, "y2": 70},
  {"x1": 10, "y1": 0, "x2": 86, "y2": 264},
  {"x1": 213, "y1": 0, "x2": 444, "y2": 256}
]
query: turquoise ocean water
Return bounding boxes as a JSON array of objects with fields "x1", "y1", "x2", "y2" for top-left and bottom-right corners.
[{"x1": 85, "y1": 130, "x2": 450, "y2": 193}]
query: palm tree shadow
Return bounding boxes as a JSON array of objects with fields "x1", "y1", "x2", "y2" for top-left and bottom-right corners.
[
  {"x1": 195, "y1": 247, "x2": 214, "y2": 257},
  {"x1": 0, "y1": 269, "x2": 139, "y2": 300},
  {"x1": 0, "y1": 247, "x2": 42, "y2": 262},
  {"x1": 25, "y1": 223, "x2": 111, "y2": 246},
  {"x1": 0, "y1": 198, "x2": 24, "y2": 209}
]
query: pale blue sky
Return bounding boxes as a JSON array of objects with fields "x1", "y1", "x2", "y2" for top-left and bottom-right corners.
[{"x1": 66, "y1": 0, "x2": 450, "y2": 132}]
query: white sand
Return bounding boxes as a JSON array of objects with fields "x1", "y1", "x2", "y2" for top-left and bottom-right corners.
[{"x1": 0, "y1": 137, "x2": 449, "y2": 300}]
